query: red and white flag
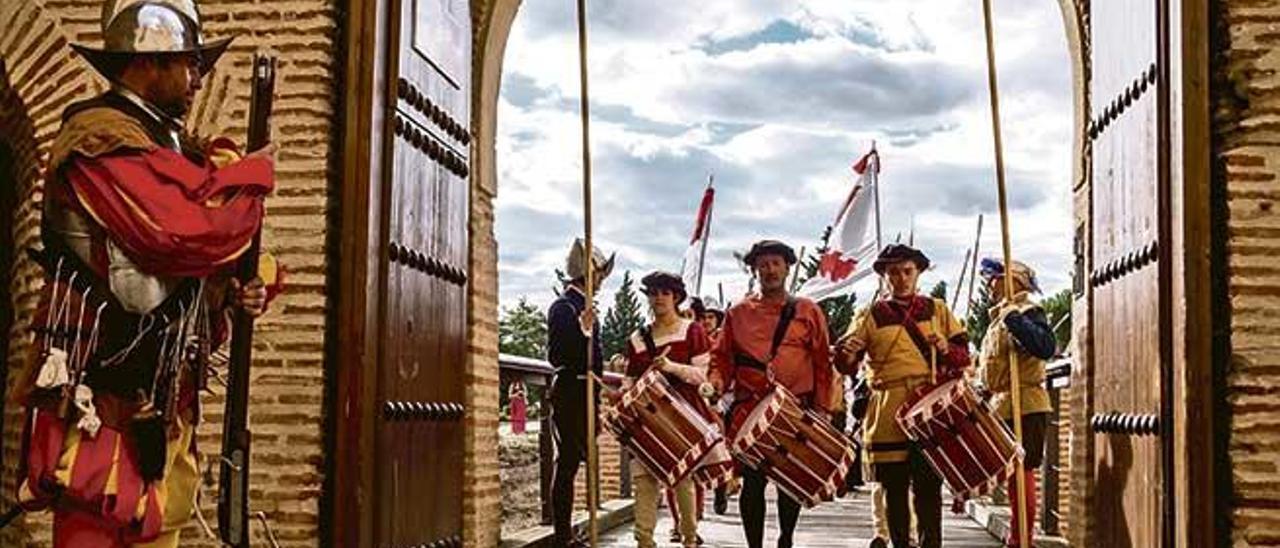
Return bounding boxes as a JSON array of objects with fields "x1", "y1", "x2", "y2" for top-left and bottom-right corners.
[
  {"x1": 797, "y1": 150, "x2": 881, "y2": 302},
  {"x1": 681, "y1": 180, "x2": 715, "y2": 295}
]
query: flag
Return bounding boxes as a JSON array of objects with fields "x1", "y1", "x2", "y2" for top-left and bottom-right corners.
[
  {"x1": 797, "y1": 150, "x2": 880, "y2": 302},
  {"x1": 680, "y1": 181, "x2": 715, "y2": 295}
]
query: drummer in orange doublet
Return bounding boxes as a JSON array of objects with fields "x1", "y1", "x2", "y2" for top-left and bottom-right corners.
[
  {"x1": 834, "y1": 244, "x2": 970, "y2": 548},
  {"x1": 622, "y1": 272, "x2": 712, "y2": 548},
  {"x1": 709, "y1": 239, "x2": 835, "y2": 548},
  {"x1": 976, "y1": 258, "x2": 1056, "y2": 547}
]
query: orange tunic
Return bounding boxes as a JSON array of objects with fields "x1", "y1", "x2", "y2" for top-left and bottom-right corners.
[{"x1": 710, "y1": 294, "x2": 834, "y2": 435}]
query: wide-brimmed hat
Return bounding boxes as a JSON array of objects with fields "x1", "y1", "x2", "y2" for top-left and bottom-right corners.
[
  {"x1": 872, "y1": 244, "x2": 930, "y2": 274},
  {"x1": 564, "y1": 238, "x2": 615, "y2": 283},
  {"x1": 742, "y1": 239, "x2": 797, "y2": 267},
  {"x1": 640, "y1": 271, "x2": 687, "y2": 304},
  {"x1": 979, "y1": 257, "x2": 1041, "y2": 293},
  {"x1": 71, "y1": 0, "x2": 233, "y2": 80}
]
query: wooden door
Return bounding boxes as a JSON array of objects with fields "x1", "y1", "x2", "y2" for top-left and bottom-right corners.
[
  {"x1": 1086, "y1": 1, "x2": 1173, "y2": 546},
  {"x1": 375, "y1": 0, "x2": 472, "y2": 545},
  {"x1": 331, "y1": 0, "x2": 473, "y2": 544}
]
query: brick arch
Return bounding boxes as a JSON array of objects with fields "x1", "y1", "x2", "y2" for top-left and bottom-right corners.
[
  {"x1": 0, "y1": 60, "x2": 41, "y2": 539},
  {"x1": 469, "y1": 2, "x2": 1090, "y2": 547},
  {"x1": 0, "y1": 0, "x2": 91, "y2": 542}
]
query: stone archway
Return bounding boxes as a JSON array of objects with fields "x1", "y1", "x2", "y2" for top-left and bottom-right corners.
[{"x1": 0, "y1": 57, "x2": 37, "y2": 500}]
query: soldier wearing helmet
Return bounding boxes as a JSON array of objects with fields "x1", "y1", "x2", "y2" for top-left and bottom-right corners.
[
  {"x1": 14, "y1": 1, "x2": 274, "y2": 545},
  {"x1": 977, "y1": 258, "x2": 1056, "y2": 547},
  {"x1": 545, "y1": 238, "x2": 615, "y2": 548}
]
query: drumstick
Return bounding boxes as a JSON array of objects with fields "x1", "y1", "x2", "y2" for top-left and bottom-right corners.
[{"x1": 930, "y1": 313, "x2": 939, "y2": 384}]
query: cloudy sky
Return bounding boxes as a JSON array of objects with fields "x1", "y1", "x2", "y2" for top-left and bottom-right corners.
[{"x1": 495, "y1": 0, "x2": 1075, "y2": 314}]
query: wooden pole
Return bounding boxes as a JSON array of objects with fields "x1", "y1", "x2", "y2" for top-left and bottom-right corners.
[
  {"x1": 930, "y1": 313, "x2": 939, "y2": 385},
  {"x1": 965, "y1": 214, "x2": 985, "y2": 316},
  {"x1": 696, "y1": 174, "x2": 715, "y2": 295},
  {"x1": 574, "y1": 0, "x2": 599, "y2": 544},
  {"x1": 951, "y1": 247, "x2": 972, "y2": 312},
  {"x1": 790, "y1": 246, "x2": 807, "y2": 293},
  {"x1": 980, "y1": 1, "x2": 1029, "y2": 546},
  {"x1": 870, "y1": 148, "x2": 889, "y2": 300}
]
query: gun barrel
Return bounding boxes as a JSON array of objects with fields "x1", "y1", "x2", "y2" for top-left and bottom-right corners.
[{"x1": 218, "y1": 52, "x2": 276, "y2": 548}]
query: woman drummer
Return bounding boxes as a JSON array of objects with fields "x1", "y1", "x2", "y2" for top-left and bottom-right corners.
[
  {"x1": 976, "y1": 258, "x2": 1056, "y2": 547},
  {"x1": 834, "y1": 244, "x2": 970, "y2": 548},
  {"x1": 620, "y1": 271, "x2": 715, "y2": 548}
]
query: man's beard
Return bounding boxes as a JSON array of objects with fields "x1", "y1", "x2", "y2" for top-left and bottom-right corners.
[
  {"x1": 760, "y1": 276, "x2": 785, "y2": 292},
  {"x1": 156, "y1": 97, "x2": 189, "y2": 121}
]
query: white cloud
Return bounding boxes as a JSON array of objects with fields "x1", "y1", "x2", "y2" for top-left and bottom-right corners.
[{"x1": 496, "y1": 0, "x2": 1076, "y2": 312}]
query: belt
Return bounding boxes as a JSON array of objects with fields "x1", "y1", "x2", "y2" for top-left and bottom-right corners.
[{"x1": 733, "y1": 352, "x2": 768, "y2": 371}]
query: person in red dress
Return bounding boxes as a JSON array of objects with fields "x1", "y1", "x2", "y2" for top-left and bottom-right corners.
[
  {"x1": 621, "y1": 271, "x2": 714, "y2": 548},
  {"x1": 509, "y1": 379, "x2": 528, "y2": 435}
]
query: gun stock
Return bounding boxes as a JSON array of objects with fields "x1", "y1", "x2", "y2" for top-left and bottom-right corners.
[{"x1": 218, "y1": 53, "x2": 275, "y2": 548}]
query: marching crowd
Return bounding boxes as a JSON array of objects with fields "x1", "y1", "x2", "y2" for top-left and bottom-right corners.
[{"x1": 546, "y1": 238, "x2": 1056, "y2": 548}]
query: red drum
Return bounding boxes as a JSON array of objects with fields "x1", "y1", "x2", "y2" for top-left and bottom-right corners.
[
  {"x1": 731, "y1": 386, "x2": 856, "y2": 508},
  {"x1": 896, "y1": 378, "x2": 1023, "y2": 499},
  {"x1": 692, "y1": 439, "x2": 735, "y2": 489},
  {"x1": 603, "y1": 369, "x2": 723, "y2": 487}
]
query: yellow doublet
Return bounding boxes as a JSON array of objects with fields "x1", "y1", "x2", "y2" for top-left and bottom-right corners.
[
  {"x1": 979, "y1": 293, "x2": 1052, "y2": 419},
  {"x1": 843, "y1": 297, "x2": 966, "y2": 464}
]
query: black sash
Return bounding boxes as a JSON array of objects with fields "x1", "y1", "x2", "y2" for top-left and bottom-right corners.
[{"x1": 732, "y1": 296, "x2": 798, "y2": 371}]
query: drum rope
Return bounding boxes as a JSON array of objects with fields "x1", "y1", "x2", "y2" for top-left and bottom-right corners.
[{"x1": 980, "y1": 0, "x2": 1030, "y2": 544}]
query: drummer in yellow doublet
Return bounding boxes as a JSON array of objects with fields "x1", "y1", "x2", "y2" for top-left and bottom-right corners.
[{"x1": 834, "y1": 244, "x2": 971, "y2": 548}]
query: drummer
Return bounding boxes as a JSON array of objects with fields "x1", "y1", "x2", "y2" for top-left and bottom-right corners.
[
  {"x1": 834, "y1": 244, "x2": 970, "y2": 548},
  {"x1": 621, "y1": 271, "x2": 714, "y2": 548},
  {"x1": 976, "y1": 258, "x2": 1056, "y2": 547},
  {"x1": 708, "y1": 239, "x2": 836, "y2": 548}
]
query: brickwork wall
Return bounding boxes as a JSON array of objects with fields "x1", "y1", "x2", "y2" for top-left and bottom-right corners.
[
  {"x1": 465, "y1": 173, "x2": 503, "y2": 548},
  {"x1": 1213, "y1": 3, "x2": 1280, "y2": 545},
  {"x1": 1054, "y1": 387, "x2": 1074, "y2": 539},
  {"x1": 469, "y1": 0, "x2": 510, "y2": 544},
  {"x1": 0, "y1": 0, "x2": 340, "y2": 545},
  {"x1": 0, "y1": 2, "x2": 107, "y2": 545}
]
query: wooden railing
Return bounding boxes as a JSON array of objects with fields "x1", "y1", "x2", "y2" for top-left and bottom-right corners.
[
  {"x1": 1043, "y1": 357, "x2": 1072, "y2": 536},
  {"x1": 498, "y1": 353, "x2": 629, "y2": 525}
]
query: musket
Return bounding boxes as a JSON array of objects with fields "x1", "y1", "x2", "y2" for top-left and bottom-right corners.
[{"x1": 218, "y1": 53, "x2": 276, "y2": 548}]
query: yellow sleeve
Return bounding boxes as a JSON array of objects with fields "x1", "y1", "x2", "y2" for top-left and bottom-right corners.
[
  {"x1": 937, "y1": 299, "x2": 966, "y2": 339},
  {"x1": 846, "y1": 305, "x2": 874, "y2": 345}
]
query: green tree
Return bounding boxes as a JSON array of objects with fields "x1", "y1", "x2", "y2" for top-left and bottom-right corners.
[
  {"x1": 929, "y1": 280, "x2": 948, "y2": 302},
  {"x1": 967, "y1": 282, "x2": 996, "y2": 348},
  {"x1": 498, "y1": 297, "x2": 550, "y2": 422},
  {"x1": 1041, "y1": 288, "x2": 1072, "y2": 354},
  {"x1": 498, "y1": 297, "x2": 548, "y2": 359},
  {"x1": 601, "y1": 271, "x2": 646, "y2": 363}
]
